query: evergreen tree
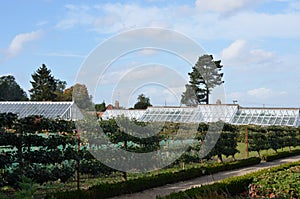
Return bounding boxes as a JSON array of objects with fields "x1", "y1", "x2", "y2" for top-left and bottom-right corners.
[
  {"x1": 29, "y1": 64, "x2": 65, "y2": 101},
  {"x1": 0, "y1": 75, "x2": 28, "y2": 101},
  {"x1": 54, "y1": 79, "x2": 67, "y2": 101},
  {"x1": 181, "y1": 54, "x2": 224, "y2": 105}
]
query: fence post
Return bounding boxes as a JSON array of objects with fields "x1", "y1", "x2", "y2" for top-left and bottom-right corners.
[
  {"x1": 246, "y1": 127, "x2": 249, "y2": 158},
  {"x1": 77, "y1": 127, "x2": 80, "y2": 190}
]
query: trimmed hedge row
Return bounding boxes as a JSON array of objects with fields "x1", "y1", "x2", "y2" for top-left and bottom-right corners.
[
  {"x1": 262, "y1": 149, "x2": 300, "y2": 162},
  {"x1": 49, "y1": 157, "x2": 261, "y2": 199},
  {"x1": 158, "y1": 160, "x2": 300, "y2": 199}
]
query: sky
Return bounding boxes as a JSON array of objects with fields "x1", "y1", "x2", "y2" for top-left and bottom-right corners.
[{"x1": 1, "y1": 0, "x2": 300, "y2": 108}]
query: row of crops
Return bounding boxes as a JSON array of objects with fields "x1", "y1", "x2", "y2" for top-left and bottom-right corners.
[{"x1": 1, "y1": 112, "x2": 300, "y2": 189}]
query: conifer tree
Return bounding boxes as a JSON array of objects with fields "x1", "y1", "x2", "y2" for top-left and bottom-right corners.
[
  {"x1": 29, "y1": 64, "x2": 65, "y2": 101},
  {"x1": 181, "y1": 54, "x2": 224, "y2": 105}
]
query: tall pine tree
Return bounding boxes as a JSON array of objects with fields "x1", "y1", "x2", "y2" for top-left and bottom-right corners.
[
  {"x1": 29, "y1": 64, "x2": 65, "y2": 101},
  {"x1": 181, "y1": 54, "x2": 224, "y2": 105}
]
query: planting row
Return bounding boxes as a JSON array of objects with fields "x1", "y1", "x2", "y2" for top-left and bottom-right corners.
[{"x1": 1, "y1": 113, "x2": 300, "y2": 189}]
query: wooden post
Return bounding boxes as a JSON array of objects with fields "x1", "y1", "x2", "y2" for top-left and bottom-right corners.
[
  {"x1": 246, "y1": 127, "x2": 249, "y2": 158},
  {"x1": 77, "y1": 127, "x2": 80, "y2": 190}
]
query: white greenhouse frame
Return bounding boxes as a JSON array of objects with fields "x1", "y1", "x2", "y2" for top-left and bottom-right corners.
[
  {"x1": 101, "y1": 104, "x2": 300, "y2": 127},
  {"x1": 231, "y1": 107, "x2": 300, "y2": 127},
  {"x1": 0, "y1": 101, "x2": 83, "y2": 120},
  {"x1": 101, "y1": 109, "x2": 146, "y2": 120}
]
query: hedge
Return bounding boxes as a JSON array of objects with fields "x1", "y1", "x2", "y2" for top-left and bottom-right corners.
[
  {"x1": 49, "y1": 157, "x2": 261, "y2": 199},
  {"x1": 262, "y1": 149, "x2": 300, "y2": 162}
]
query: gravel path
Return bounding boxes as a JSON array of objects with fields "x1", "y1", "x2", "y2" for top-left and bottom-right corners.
[{"x1": 109, "y1": 155, "x2": 300, "y2": 199}]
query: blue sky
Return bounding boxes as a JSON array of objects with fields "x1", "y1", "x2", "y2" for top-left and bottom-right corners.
[{"x1": 1, "y1": 0, "x2": 300, "y2": 108}]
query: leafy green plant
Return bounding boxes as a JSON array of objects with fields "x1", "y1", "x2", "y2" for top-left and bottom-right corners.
[
  {"x1": 14, "y1": 176, "x2": 38, "y2": 199},
  {"x1": 250, "y1": 166, "x2": 300, "y2": 198}
]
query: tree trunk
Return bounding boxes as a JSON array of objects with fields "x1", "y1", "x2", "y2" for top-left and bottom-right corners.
[
  {"x1": 206, "y1": 88, "x2": 209, "y2": 104},
  {"x1": 217, "y1": 154, "x2": 223, "y2": 163},
  {"x1": 122, "y1": 171, "x2": 127, "y2": 181},
  {"x1": 122, "y1": 140, "x2": 128, "y2": 181}
]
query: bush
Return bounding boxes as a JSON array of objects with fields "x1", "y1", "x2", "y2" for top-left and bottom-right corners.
[{"x1": 158, "y1": 176, "x2": 253, "y2": 199}]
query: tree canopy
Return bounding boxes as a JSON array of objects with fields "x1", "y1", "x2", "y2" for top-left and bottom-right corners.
[
  {"x1": 63, "y1": 83, "x2": 94, "y2": 110},
  {"x1": 0, "y1": 75, "x2": 28, "y2": 101},
  {"x1": 133, "y1": 94, "x2": 152, "y2": 109},
  {"x1": 181, "y1": 54, "x2": 224, "y2": 105},
  {"x1": 95, "y1": 101, "x2": 106, "y2": 112},
  {"x1": 29, "y1": 64, "x2": 66, "y2": 101}
]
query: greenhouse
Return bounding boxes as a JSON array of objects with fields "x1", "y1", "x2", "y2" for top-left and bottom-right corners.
[
  {"x1": 101, "y1": 104, "x2": 300, "y2": 127},
  {"x1": 0, "y1": 101, "x2": 83, "y2": 120},
  {"x1": 231, "y1": 107, "x2": 300, "y2": 127},
  {"x1": 101, "y1": 109, "x2": 146, "y2": 120}
]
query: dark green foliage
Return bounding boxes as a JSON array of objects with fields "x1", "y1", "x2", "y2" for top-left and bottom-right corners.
[
  {"x1": 197, "y1": 122, "x2": 239, "y2": 162},
  {"x1": 0, "y1": 113, "x2": 114, "y2": 187},
  {"x1": 100, "y1": 117, "x2": 162, "y2": 153},
  {"x1": 29, "y1": 64, "x2": 66, "y2": 101},
  {"x1": 48, "y1": 157, "x2": 260, "y2": 199},
  {"x1": 262, "y1": 149, "x2": 300, "y2": 162},
  {"x1": 159, "y1": 177, "x2": 253, "y2": 199},
  {"x1": 133, "y1": 94, "x2": 152, "y2": 109},
  {"x1": 181, "y1": 54, "x2": 224, "y2": 105},
  {"x1": 0, "y1": 75, "x2": 28, "y2": 101},
  {"x1": 266, "y1": 126, "x2": 283, "y2": 152},
  {"x1": 246, "y1": 125, "x2": 300, "y2": 157},
  {"x1": 248, "y1": 126, "x2": 268, "y2": 157},
  {"x1": 0, "y1": 112, "x2": 18, "y2": 128},
  {"x1": 95, "y1": 101, "x2": 106, "y2": 112}
]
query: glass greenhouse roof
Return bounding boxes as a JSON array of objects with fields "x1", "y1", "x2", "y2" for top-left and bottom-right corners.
[
  {"x1": 197, "y1": 105, "x2": 238, "y2": 123},
  {"x1": 231, "y1": 107, "x2": 300, "y2": 127},
  {"x1": 101, "y1": 109, "x2": 146, "y2": 120},
  {"x1": 101, "y1": 105, "x2": 300, "y2": 127},
  {"x1": 0, "y1": 101, "x2": 83, "y2": 120},
  {"x1": 139, "y1": 107, "x2": 202, "y2": 123}
]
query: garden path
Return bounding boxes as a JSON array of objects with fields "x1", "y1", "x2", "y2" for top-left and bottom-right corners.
[{"x1": 109, "y1": 155, "x2": 300, "y2": 199}]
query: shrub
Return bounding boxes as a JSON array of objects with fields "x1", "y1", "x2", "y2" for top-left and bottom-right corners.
[{"x1": 262, "y1": 149, "x2": 300, "y2": 162}]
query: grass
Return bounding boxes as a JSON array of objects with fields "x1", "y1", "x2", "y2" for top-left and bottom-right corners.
[{"x1": 233, "y1": 143, "x2": 300, "y2": 160}]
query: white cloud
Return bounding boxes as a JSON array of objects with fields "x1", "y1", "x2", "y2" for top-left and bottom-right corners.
[
  {"x1": 36, "y1": 52, "x2": 86, "y2": 58},
  {"x1": 226, "y1": 88, "x2": 288, "y2": 106},
  {"x1": 195, "y1": 0, "x2": 252, "y2": 14},
  {"x1": 36, "y1": 21, "x2": 48, "y2": 26},
  {"x1": 55, "y1": 2, "x2": 300, "y2": 41},
  {"x1": 56, "y1": 5, "x2": 94, "y2": 29},
  {"x1": 6, "y1": 30, "x2": 43, "y2": 58},
  {"x1": 221, "y1": 39, "x2": 246, "y2": 61},
  {"x1": 247, "y1": 87, "x2": 272, "y2": 98},
  {"x1": 221, "y1": 39, "x2": 275, "y2": 67}
]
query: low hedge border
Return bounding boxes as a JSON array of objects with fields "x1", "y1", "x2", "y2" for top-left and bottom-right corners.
[
  {"x1": 262, "y1": 149, "x2": 300, "y2": 162},
  {"x1": 48, "y1": 157, "x2": 261, "y2": 199},
  {"x1": 158, "y1": 160, "x2": 300, "y2": 199}
]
